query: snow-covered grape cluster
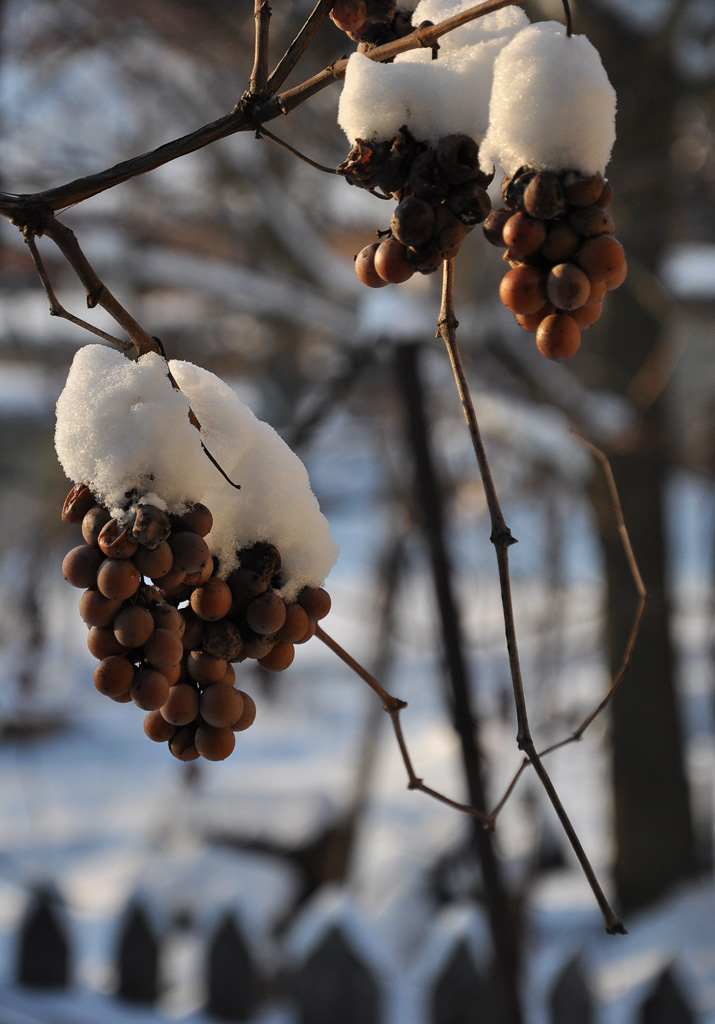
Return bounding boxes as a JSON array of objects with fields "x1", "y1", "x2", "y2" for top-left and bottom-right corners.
[
  {"x1": 343, "y1": 128, "x2": 493, "y2": 286},
  {"x1": 484, "y1": 166, "x2": 626, "y2": 360},
  {"x1": 55, "y1": 345, "x2": 339, "y2": 762},
  {"x1": 61, "y1": 484, "x2": 331, "y2": 762},
  {"x1": 337, "y1": 5, "x2": 624, "y2": 360}
]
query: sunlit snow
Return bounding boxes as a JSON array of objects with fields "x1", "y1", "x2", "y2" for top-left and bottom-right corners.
[{"x1": 54, "y1": 345, "x2": 338, "y2": 600}]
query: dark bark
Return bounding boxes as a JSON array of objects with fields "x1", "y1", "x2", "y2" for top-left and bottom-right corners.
[{"x1": 394, "y1": 342, "x2": 523, "y2": 1024}]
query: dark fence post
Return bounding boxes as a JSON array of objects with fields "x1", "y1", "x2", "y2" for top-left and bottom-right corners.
[
  {"x1": 294, "y1": 922, "x2": 382, "y2": 1024},
  {"x1": 16, "y1": 884, "x2": 71, "y2": 988},
  {"x1": 639, "y1": 965, "x2": 697, "y2": 1024},
  {"x1": 430, "y1": 937, "x2": 496, "y2": 1024},
  {"x1": 115, "y1": 899, "x2": 160, "y2": 1003},
  {"x1": 206, "y1": 910, "x2": 262, "y2": 1020},
  {"x1": 548, "y1": 955, "x2": 594, "y2": 1024}
]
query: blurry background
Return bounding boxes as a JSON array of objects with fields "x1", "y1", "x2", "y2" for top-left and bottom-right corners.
[{"x1": 0, "y1": 0, "x2": 714, "y2": 1021}]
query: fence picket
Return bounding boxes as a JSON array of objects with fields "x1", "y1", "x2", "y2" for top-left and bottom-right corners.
[
  {"x1": 548, "y1": 955, "x2": 594, "y2": 1024},
  {"x1": 206, "y1": 911, "x2": 262, "y2": 1021},
  {"x1": 639, "y1": 965, "x2": 697, "y2": 1024},
  {"x1": 430, "y1": 937, "x2": 496, "y2": 1024},
  {"x1": 115, "y1": 899, "x2": 160, "y2": 1004},
  {"x1": 16, "y1": 885, "x2": 70, "y2": 989},
  {"x1": 294, "y1": 923, "x2": 382, "y2": 1024}
]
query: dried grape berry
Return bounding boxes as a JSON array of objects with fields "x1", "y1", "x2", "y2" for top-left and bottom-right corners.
[{"x1": 62, "y1": 492, "x2": 330, "y2": 763}]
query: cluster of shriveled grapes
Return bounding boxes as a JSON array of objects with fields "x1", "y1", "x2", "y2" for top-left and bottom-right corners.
[
  {"x1": 329, "y1": 0, "x2": 414, "y2": 45},
  {"x1": 60, "y1": 483, "x2": 330, "y2": 762},
  {"x1": 483, "y1": 166, "x2": 627, "y2": 360},
  {"x1": 341, "y1": 128, "x2": 493, "y2": 288}
]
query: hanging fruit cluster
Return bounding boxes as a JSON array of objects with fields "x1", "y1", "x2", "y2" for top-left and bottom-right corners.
[
  {"x1": 61, "y1": 483, "x2": 331, "y2": 762},
  {"x1": 341, "y1": 128, "x2": 492, "y2": 286},
  {"x1": 483, "y1": 165, "x2": 627, "y2": 360}
]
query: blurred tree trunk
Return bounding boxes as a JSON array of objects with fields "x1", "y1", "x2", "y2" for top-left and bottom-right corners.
[{"x1": 580, "y1": 6, "x2": 700, "y2": 910}]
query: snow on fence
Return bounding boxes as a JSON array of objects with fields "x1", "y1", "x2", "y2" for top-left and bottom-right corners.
[{"x1": 11, "y1": 885, "x2": 699, "y2": 1024}]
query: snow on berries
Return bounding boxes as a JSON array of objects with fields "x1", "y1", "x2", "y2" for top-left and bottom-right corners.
[
  {"x1": 56, "y1": 346, "x2": 338, "y2": 762},
  {"x1": 478, "y1": 22, "x2": 617, "y2": 179},
  {"x1": 336, "y1": 4, "x2": 626, "y2": 360}
]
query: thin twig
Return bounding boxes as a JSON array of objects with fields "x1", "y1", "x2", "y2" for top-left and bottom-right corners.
[
  {"x1": 315, "y1": 626, "x2": 492, "y2": 826},
  {"x1": 249, "y1": 0, "x2": 272, "y2": 96},
  {"x1": 266, "y1": 0, "x2": 336, "y2": 96},
  {"x1": 27, "y1": 214, "x2": 157, "y2": 357},
  {"x1": 23, "y1": 232, "x2": 132, "y2": 351},
  {"x1": 254, "y1": 125, "x2": 338, "y2": 175},
  {"x1": 437, "y1": 260, "x2": 626, "y2": 935}
]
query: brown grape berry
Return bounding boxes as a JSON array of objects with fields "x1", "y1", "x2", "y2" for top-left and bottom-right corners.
[
  {"x1": 499, "y1": 265, "x2": 547, "y2": 316},
  {"x1": 190, "y1": 578, "x2": 232, "y2": 621},
  {"x1": 96, "y1": 558, "x2": 141, "y2": 601},
  {"x1": 131, "y1": 667, "x2": 170, "y2": 711},
  {"x1": 94, "y1": 656, "x2": 135, "y2": 698},
  {"x1": 167, "y1": 531, "x2": 210, "y2": 575},
  {"x1": 161, "y1": 682, "x2": 200, "y2": 727},
  {"x1": 98, "y1": 519, "x2": 139, "y2": 559},
  {"x1": 62, "y1": 544, "x2": 105, "y2": 589},
  {"x1": 502, "y1": 212, "x2": 547, "y2": 256},
  {"x1": 390, "y1": 197, "x2": 436, "y2": 248},
  {"x1": 171, "y1": 502, "x2": 213, "y2": 537},
  {"x1": 113, "y1": 605, "x2": 155, "y2": 648},
  {"x1": 143, "y1": 628, "x2": 184, "y2": 671},
  {"x1": 297, "y1": 587, "x2": 331, "y2": 622},
  {"x1": 169, "y1": 724, "x2": 200, "y2": 762},
  {"x1": 536, "y1": 313, "x2": 581, "y2": 361},
  {"x1": 546, "y1": 263, "x2": 592, "y2": 311},
  {"x1": 355, "y1": 243, "x2": 389, "y2": 289},
  {"x1": 232, "y1": 692, "x2": 257, "y2": 732},
  {"x1": 195, "y1": 724, "x2": 236, "y2": 761},
  {"x1": 199, "y1": 684, "x2": 244, "y2": 729},
  {"x1": 81, "y1": 506, "x2": 111, "y2": 546},
  {"x1": 575, "y1": 235, "x2": 626, "y2": 282},
  {"x1": 374, "y1": 237, "x2": 415, "y2": 285},
  {"x1": 61, "y1": 483, "x2": 96, "y2": 524},
  {"x1": 144, "y1": 710, "x2": 176, "y2": 743},
  {"x1": 258, "y1": 641, "x2": 295, "y2": 673},
  {"x1": 245, "y1": 592, "x2": 287, "y2": 636},
  {"x1": 79, "y1": 587, "x2": 122, "y2": 627}
]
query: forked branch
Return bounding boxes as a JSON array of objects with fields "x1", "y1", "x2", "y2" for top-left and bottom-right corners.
[
  {"x1": 437, "y1": 259, "x2": 626, "y2": 935},
  {"x1": 316, "y1": 626, "x2": 491, "y2": 825}
]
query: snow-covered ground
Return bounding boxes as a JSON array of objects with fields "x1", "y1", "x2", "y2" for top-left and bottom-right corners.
[{"x1": 0, "y1": 448, "x2": 713, "y2": 1022}]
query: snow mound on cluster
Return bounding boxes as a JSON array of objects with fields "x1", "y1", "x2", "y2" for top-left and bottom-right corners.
[
  {"x1": 339, "y1": 26, "x2": 519, "y2": 144},
  {"x1": 411, "y1": 1, "x2": 528, "y2": 50},
  {"x1": 479, "y1": 22, "x2": 617, "y2": 176},
  {"x1": 55, "y1": 345, "x2": 338, "y2": 600}
]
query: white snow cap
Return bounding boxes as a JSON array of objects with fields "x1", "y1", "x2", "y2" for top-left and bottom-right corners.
[
  {"x1": 411, "y1": 1, "x2": 528, "y2": 50},
  {"x1": 55, "y1": 345, "x2": 338, "y2": 600},
  {"x1": 339, "y1": 20, "x2": 521, "y2": 145},
  {"x1": 479, "y1": 22, "x2": 617, "y2": 177}
]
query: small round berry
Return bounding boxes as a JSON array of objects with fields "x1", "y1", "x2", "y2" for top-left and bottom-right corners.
[
  {"x1": 374, "y1": 237, "x2": 415, "y2": 285},
  {"x1": 536, "y1": 313, "x2": 581, "y2": 361},
  {"x1": 499, "y1": 265, "x2": 547, "y2": 316}
]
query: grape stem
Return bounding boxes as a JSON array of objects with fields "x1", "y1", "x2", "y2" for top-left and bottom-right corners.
[{"x1": 437, "y1": 259, "x2": 627, "y2": 936}]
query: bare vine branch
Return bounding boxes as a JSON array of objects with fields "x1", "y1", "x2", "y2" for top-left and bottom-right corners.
[
  {"x1": 0, "y1": 0, "x2": 522, "y2": 221},
  {"x1": 437, "y1": 260, "x2": 626, "y2": 935},
  {"x1": 249, "y1": 0, "x2": 272, "y2": 96},
  {"x1": 23, "y1": 233, "x2": 132, "y2": 351},
  {"x1": 266, "y1": 0, "x2": 337, "y2": 96},
  {"x1": 24, "y1": 212, "x2": 158, "y2": 357},
  {"x1": 315, "y1": 626, "x2": 492, "y2": 825}
]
